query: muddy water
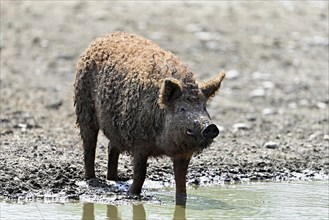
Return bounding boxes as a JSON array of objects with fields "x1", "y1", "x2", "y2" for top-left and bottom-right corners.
[{"x1": 1, "y1": 181, "x2": 328, "y2": 220}]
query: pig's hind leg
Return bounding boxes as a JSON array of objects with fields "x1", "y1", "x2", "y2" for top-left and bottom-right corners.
[
  {"x1": 74, "y1": 69, "x2": 99, "y2": 180},
  {"x1": 80, "y1": 124, "x2": 99, "y2": 179}
]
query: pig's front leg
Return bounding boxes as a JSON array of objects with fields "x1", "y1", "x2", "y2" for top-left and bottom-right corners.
[
  {"x1": 174, "y1": 156, "x2": 191, "y2": 206},
  {"x1": 128, "y1": 154, "x2": 148, "y2": 195},
  {"x1": 107, "y1": 144, "x2": 120, "y2": 181}
]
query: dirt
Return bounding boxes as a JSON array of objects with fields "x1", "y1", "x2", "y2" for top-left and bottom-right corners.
[{"x1": 0, "y1": 1, "x2": 328, "y2": 202}]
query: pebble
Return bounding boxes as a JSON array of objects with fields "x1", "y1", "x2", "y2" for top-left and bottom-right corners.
[
  {"x1": 264, "y1": 142, "x2": 279, "y2": 149},
  {"x1": 262, "y1": 108, "x2": 274, "y2": 115},
  {"x1": 217, "y1": 126, "x2": 225, "y2": 132},
  {"x1": 324, "y1": 135, "x2": 329, "y2": 141},
  {"x1": 309, "y1": 133, "x2": 318, "y2": 141},
  {"x1": 316, "y1": 102, "x2": 327, "y2": 109},
  {"x1": 194, "y1": 31, "x2": 221, "y2": 41},
  {"x1": 299, "y1": 99, "x2": 309, "y2": 107},
  {"x1": 233, "y1": 123, "x2": 250, "y2": 130},
  {"x1": 288, "y1": 102, "x2": 297, "y2": 109},
  {"x1": 205, "y1": 41, "x2": 219, "y2": 49},
  {"x1": 262, "y1": 81, "x2": 275, "y2": 89},
  {"x1": 250, "y1": 88, "x2": 266, "y2": 97},
  {"x1": 246, "y1": 114, "x2": 257, "y2": 121},
  {"x1": 17, "y1": 123, "x2": 27, "y2": 129},
  {"x1": 226, "y1": 70, "x2": 240, "y2": 79},
  {"x1": 309, "y1": 36, "x2": 328, "y2": 46},
  {"x1": 46, "y1": 100, "x2": 63, "y2": 110},
  {"x1": 186, "y1": 23, "x2": 202, "y2": 32},
  {"x1": 251, "y1": 71, "x2": 271, "y2": 80},
  {"x1": 40, "y1": 39, "x2": 49, "y2": 48},
  {"x1": 149, "y1": 32, "x2": 164, "y2": 40}
]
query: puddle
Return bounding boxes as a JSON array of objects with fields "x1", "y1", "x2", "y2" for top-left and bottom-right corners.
[{"x1": 1, "y1": 180, "x2": 328, "y2": 219}]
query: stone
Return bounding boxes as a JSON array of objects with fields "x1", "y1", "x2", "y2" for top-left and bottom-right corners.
[
  {"x1": 250, "y1": 88, "x2": 265, "y2": 97},
  {"x1": 262, "y1": 108, "x2": 274, "y2": 115},
  {"x1": 217, "y1": 126, "x2": 225, "y2": 132},
  {"x1": 324, "y1": 135, "x2": 329, "y2": 141},
  {"x1": 226, "y1": 70, "x2": 240, "y2": 79},
  {"x1": 309, "y1": 133, "x2": 318, "y2": 141},
  {"x1": 233, "y1": 123, "x2": 250, "y2": 130},
  {"x1": 264, "y1": 142, "x2": 279, "y2": 149},
  {"x1": 194, "y1": 31, "x2": 220, "y2": 41},
  {"x1": 316, "y1": 102, "x2": 327, "y2": 109},
  {"x1": 251, "y1": 71, "x2": 270, "y2": 80},
  {"x1": 262, "y1": 81, "x2": 275, "y2": 89}
]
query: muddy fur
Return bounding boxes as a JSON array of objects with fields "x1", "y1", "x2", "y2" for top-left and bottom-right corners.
[
  {"x1": 74, "y1": 32, "x2": 224, "y2": 156},
  {"x1": 74, "y1": 32, "x2": 224, "y2": 199}
]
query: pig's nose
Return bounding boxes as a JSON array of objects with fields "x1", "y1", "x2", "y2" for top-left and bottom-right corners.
[{"x1": 202, "y1": 124, "x2": 219, "y2": 139}]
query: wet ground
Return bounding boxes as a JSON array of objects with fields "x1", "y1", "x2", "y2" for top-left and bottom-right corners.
[{"x1": 0, "y1": 1, "x2": 328, "y2": 201}]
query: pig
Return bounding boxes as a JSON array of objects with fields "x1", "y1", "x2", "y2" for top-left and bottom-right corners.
[{"x1": 74, "y1": 32, "x2": 225, "y2": 205}]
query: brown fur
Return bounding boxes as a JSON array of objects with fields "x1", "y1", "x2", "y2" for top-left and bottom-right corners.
[
  {"x1": 74, "y1": 32, "x2": 225, "y2": 204},
  {"x1": 201, "y1": 71, "x2": 226, "y2": 100}
]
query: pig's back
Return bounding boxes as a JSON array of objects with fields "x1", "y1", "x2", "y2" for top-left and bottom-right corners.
[{"x1": 75, "y1": 32, "x2": 194, "y2": 151}]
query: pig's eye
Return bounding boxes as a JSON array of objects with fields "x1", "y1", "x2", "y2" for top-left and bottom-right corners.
[{"x1": 179, "y1": 107, "x2": 186, "y2": 112}]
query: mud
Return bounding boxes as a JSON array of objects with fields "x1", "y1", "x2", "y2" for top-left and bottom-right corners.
[{"x1": 0, "y1": 2, "x2": 328, "y2": 202}]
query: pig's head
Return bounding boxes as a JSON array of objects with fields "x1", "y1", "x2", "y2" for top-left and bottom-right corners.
[{"x1": 158, "y1": 71, "x2": 225, "y2": 156}]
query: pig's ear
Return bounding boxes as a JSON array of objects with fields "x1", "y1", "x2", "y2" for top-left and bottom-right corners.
[
  {"x1": 158, "y1": 78, "x2": 183, "y2": 108},
  {"x1": 200, "y1": 71, "x2": 225, "y2": 100}
]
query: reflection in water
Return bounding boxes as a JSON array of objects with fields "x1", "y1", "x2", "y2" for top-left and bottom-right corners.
[
  {"x1": 3, "y1": 181, "x2": 327, "y2": 219},
  {"x1": 82, "y1": 203, "x2": 95, "y2": 220},
  {"x1": 173, "y1": 205, "x2": 186, "y2": 220},
  {"x1": 81, "y1": 203, "x2": 186, "y2": 220},
  {"x1": 133, "y1": 204, "x2": 146, "y2": 220},
  {"x1": 107, "y1": 204, "x2": 121, "y2": 220}
]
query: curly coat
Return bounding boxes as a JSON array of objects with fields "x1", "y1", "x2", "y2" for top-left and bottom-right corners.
[{"x1": 74, "y1": 32, "x2": 225, "y2": 204}]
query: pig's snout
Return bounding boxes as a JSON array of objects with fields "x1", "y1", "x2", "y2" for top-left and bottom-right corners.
[{"x1": 201, "y1": 124, "x2": 219, "y2": 139}]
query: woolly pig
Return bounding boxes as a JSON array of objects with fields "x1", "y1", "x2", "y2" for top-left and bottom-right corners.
[{"x1": 74, "y1": 32, "x2": 225, "y2": 205}]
